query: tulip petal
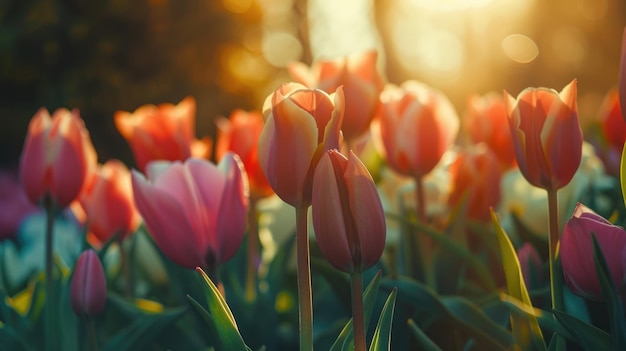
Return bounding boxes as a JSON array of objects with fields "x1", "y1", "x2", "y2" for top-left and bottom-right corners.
[
  {"x1": 71, "y1": 249, "x2": 106, "y2": 318},
  {"x1": 132, "y1": 171, "x2": 205, "y2": 269}
]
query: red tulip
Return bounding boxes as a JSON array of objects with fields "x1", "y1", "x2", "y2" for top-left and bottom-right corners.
[
  {"x1": 504, "y1": 80, "x2": 582, "y2": 191},
  {"x1": 115, "y1": 96, "x2": 211, "y2": 171},
  {"x1": 600, "y1": 89, "x2": 626, "y2": 150},
  {"x1": 289, "y1": 50, "x2": 384, "y2": 142},
  {"x1": 311, "y1": 150, "x2": 386, "y2": 274},
  {"x1": 258, "y1": 83, "x2": 344, "y2": 207},
  {"x1": 448, "y1": 146, "x2": 501, "y2": 221},
  {"x1": 216, "y1": 109, "x2": 273, "y2": 200},
  {"x1": 80, "y1": 160, "x2": 141, "y2": 243},
  {"x1": 19, "y1": 108, "x2": 97, "y2": 208},
  {"x1": 465, "y1": 93, "x2": 516, "y2": 169},
  {"x1": 132, "y1": 154, "x2": 249, "y2": 269},
  {"x1": 619, "y1": 28, "x2": 626, "y2": 122},
  {"x1": 377, "y1": 81, "x2": 459, "y2": 178},
  {"x1": 71, "y1": 249, "x2": 107, "y2": 318},
  {"x1": 517, "y1": 242, "x2": 543, "y2": 289},
  {"x1": 561, "y1": 203, "x2": 626, "y2": 301}
]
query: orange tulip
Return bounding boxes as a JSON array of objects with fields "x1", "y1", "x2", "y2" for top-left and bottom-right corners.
[
  {"x1": 378, "y1": 81, "x2": 459, "y2": 178},
  {"x1": 504, "y1": 80, "x2": 582, "y2": 191},
  {"x1": 289, "y1": 50, "x2": 383, "y2": 142},
  {"x1": 216, "y1": 109, "x2": 273, "y2": 200},
  {"x1": 311, "y1": 150, "x2": 386, "y2": 274},
  {"x1": 70, "y1": 249, "x2": 107, "y2": 318},
  {"x1": 80, "y1": 160, "x2": 141, "y2": 243},
  {"x1": 258, "y1": 83, "x2": 344, "y2": 207},
  {"x1": 595, "y1": 89, "x2": 626, "y2": 175},
  {"x1": 465, "y1": 93, "x2": 516, "y2": 169},
  {"x1": 448, "y1": 146, "x2": 501, "y2": 221},
  {"x1": 619, "y1": 26, "x2": 626, "y2": 123},
  {"x1": 19, "y1": 108, "x2": 96, "y2": 208},
  {"x1": 115, "y1": 96, "x2": 211, "y2": 171}
]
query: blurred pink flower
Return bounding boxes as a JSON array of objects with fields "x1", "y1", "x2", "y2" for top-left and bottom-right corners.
[
  {"x1": 71, "y1": 249, "x2": 107, "y2": 318},
  {"x1": 0, "y1": 171, "x2": 39, "y2": 239}
]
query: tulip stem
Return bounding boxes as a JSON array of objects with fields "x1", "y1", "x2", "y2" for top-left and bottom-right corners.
[
  {"x1": 547, "y1": 188, "x2": 566, "y2": 351},
  {"x1": 120, "y1": 241, "x2": 134, "y2": 298},
  {"x1": 351, "y1": 271, "x2": 366, "y2": 351},
  {"x1": 296, "y1": 206, "x2": 313, "y2": 351},
  {"x1": 44, "y1": 195, "x2": 58, "y2": 351},
  {"x1": 88, "y1": 318, "x2": 99, "y2": 351},
  {"x1": 246, "y1": 200, "x2": 260, "y2": 302},
  {"x1": 412, "y1": 175, "x2": 432, "y2": 285}
]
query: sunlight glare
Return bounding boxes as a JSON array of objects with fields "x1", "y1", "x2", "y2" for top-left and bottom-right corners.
[{"x1": 501, "y1": 34, "x2": 539, "y2": 64}]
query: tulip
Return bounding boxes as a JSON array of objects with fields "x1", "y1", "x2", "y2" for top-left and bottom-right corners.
[
  {"x1": 0, "y1": 171, "x2": 39, "y2": 240},
  {"x1": 448, "y1": 145, "x2": 501, "y2": 221},
  {"x1": 504, "y1": 80, "x2": 582, "y2": 191},
  {"x1": 596, "y1": 89, "x2": 626, "y2": 176},
  {"x1": 312, "y1": 150, "x2": 386, "y2": 274},
  {"x1": 517, "y1": 243, "x2": 543, "y2": 289},
  {"x1": 258, "y1": 82, "x2": 344, "y2": 207},
  {"x1": 288, "y1": 50, "x2": 384, "y2": 142},
  {"x1": 70, "y1": 249, "x2": 106, "y2": 318},
  {"x1": 561, "y1": 203, "x2": 626, "y2": 300},
  {"x1": 131, "y1": 154, "x2": 249, "y2": 272},
  {"x1": 619, "y1": 28, "x2": 626, "y2": 122},
  {"x1": 216, "y1": 109, "x2": 273, "y2": 200},
  {"x1": 377, "y1": 81, "x2": 459, "y2": 179},
  {"x1": 115, "y1": 96, "x2": 211, "y2": 171},
  {"x1": 465, "y1": 93, "x2": 516, "y2": 169},
  {"x1": 20, "y1": 108, "x2": 97, "y2": 209},
  {"x1": 80, "y1": 160, "x2": 141, "y2": 243}
]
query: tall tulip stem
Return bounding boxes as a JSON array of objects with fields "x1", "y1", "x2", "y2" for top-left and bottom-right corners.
[
  {"x1": 120, "y1": 241, "x2": 134, "y2": 298},
  {"x1": 547, "y1": 188, "x2": 565, "y2": 351},
  {"x1": 296, "y1": 206, "x2": 313, "y2": 351},
  {"x1": 44, "y1": 195, "x2": 58, "y2": 351},
  {"x1": 410, "y1": 175, "x2": 431, "y2": 284},
  {"x1": 246, "y1": 200, "x2": 260, "y2": 302},
  {"x1": 351, "y1": 271, "x2": 366, "y2": 351},
  {"x1": 88, "y1": 318, "x2": 99, "y2": 351}
]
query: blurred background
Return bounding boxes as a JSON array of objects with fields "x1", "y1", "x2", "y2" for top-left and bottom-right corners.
[{"x1": 0, "y1": 0, "x2": 625, "y2": 168}]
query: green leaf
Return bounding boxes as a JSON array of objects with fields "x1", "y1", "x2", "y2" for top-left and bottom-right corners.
[
  {"x1": 407, "y1": 319, "x2": 442, "y2": 351},
  {"x1": 329, "y1": 270, "x2": 382, "y2": 351},
  {"x1": 553, "y1": 310, "x2": 611, "y2": 350},
  {"x1": 591, "y1": 234, "x2": 626, "y2": 349},
  {"x1": 491, "y1": 210, "x2": 546, "y2": 351},
  {"x1": 369, "y1": 288, "x2": 397, "y2": 351},
  {"x1": 193, "y1": 267, "x2": 249, "y2": 351}
]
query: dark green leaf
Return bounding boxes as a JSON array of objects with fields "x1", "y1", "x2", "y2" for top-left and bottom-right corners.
[
  {"x1": 407, "y1": 318, "x2": 442, "y2": 351},
  {"x1": 369, "y1": 288, "x2": 397, "y2": 351},
  {"x1": 553, "y1": 310, "x2": 611, "y2": 350}
]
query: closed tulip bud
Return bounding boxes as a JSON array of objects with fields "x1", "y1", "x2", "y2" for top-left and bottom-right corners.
[
  {"x1": 448, "y1": 145, "x2": 501, "y2": 221},
  {"x1": 20, "y1": 108, "x2": 97, "y2": 208},
  {"x1": 517, "y1": 243, "x2": 543, "y2": 289},
  {"x1": 465, "y1": 93, "x2": 516, "y2": 169},
  {"x1": 561, "y1": 203, "x2": 626, "y2": 301},
  {"x1": 115, "y1": 97, "x2": 211, "y2": 171},
  {"x1": 71, "y1": 249, "x2": 107, "y2": 318},
  {"x1": 216, "y1": 109, "x2": 273, "y2": 200},
  {"x1": 289, "y1": 50, "x2": 384, "y2": 142},
  {"x1": 258, "y1": 83, "x2": 344, "y2": 207},
  {"x1": 378, "y1": 81, "x2": 459, "y2": 178},
  {"x1": 80, "y1": 160, "x2": 141, "y2": 243},
  {"x1": 312, "y1": 150, "x2": 386, "y2": 274},
  {"x1": 619, "y1": 28, "x2": 626, "y2": 122},
  {"x1": 132, "y1": 154, "x2": 249, "y2": 270},
  {"x1": 504, "y1": 80, "x2": 582, "y2": 191}
]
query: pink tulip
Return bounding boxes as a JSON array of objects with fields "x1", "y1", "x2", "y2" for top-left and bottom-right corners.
[
  {"x1": 258, "y1": 83, "x2": 344, "y2": 207},
  {"x1": 71, "y1": 249, "x2": 107, "y2": 318},
  {"x1": 619, "y1": 26, "x2": 626, "y2": 123},
  {"x1": 80, "y1": 160, "x2": 141, "y2": 243},
  {"x1": 132, "y1": 154, "x2": 249, "y2": 269},
  {"x1": 115, "y1": 96, "x2": 212, "y2": 171},
  {"x1": 311, "y1": 150, "x2": 386, "y2": 274},
  {"x1": 0, "y1": 170, "x2": 40, "y2": 239},
  {"x1": 517, "y1": 243, "x2": 543, "y2": 289},
  {"x1": 19, "y1": 108, "x2": 97, "y2": 208},
  {"x1": 561, "y1": 203, "x2": 626, "y2": 301},
  {"x1": 504, "y1": 80, "x2": 582, "y2": 191},
  {"x1": 377, "y1": 81, "x2": 459, "y2": 178},
  {"x1": 289, "y1": 50, "x2": 384, "y2": 142}
]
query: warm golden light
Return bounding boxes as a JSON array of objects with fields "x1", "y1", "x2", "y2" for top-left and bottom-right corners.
[{"x1": 501, "y1": 34, "x2": 540, "y2": 64}]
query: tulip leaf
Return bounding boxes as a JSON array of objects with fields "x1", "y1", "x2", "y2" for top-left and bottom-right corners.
[
  {"x1": 407, "y1": 319, "x2": 443, "y2": 351},
  {"x1": 369, "y1": 288, "x2": 397, "y2": 351},
  {"x1": 384, "y1": 277, "x2": 510, "y2": 350},
  {"x1": 193, "y1": 267, "x2": 250, "y2": 351},
  {"x1": 329, "y1": 270, "x2": 382, "y2": 351},
  {"x1": 591, "y1": 233, "x2": 626, "y2": 349},
  {"x1": 491, "y1": 210, "x2": 546, "y2": 351},
  {"x1": 553, "y1": 310, "x2": 611, "y2": 350}
]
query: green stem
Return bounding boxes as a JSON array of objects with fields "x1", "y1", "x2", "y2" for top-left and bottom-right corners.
[
  {"x1": 351, "y1": 271, "x2": 366, "y2": 351},
  {"x1": 296, "y1": 206, "x2": 313, "y2": 351},
  {"x1": 414, "y1": 175, "x2": 432, "y2": 285},
  {"x1": 246, "y1": 200, "x2": 260, "y2": 302},
  {"x1": 120, "y1": 240, "x2": 134, "y2": 298},
  {"x1": 547, "y1": 188, "x2": 565, "y2": 351},
  {"x1": 88, "y1": 318, "x2": 98, "y2": 351},
  {"x1": 44, "y1": 196, "x2": 57, "y2": 351}
]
